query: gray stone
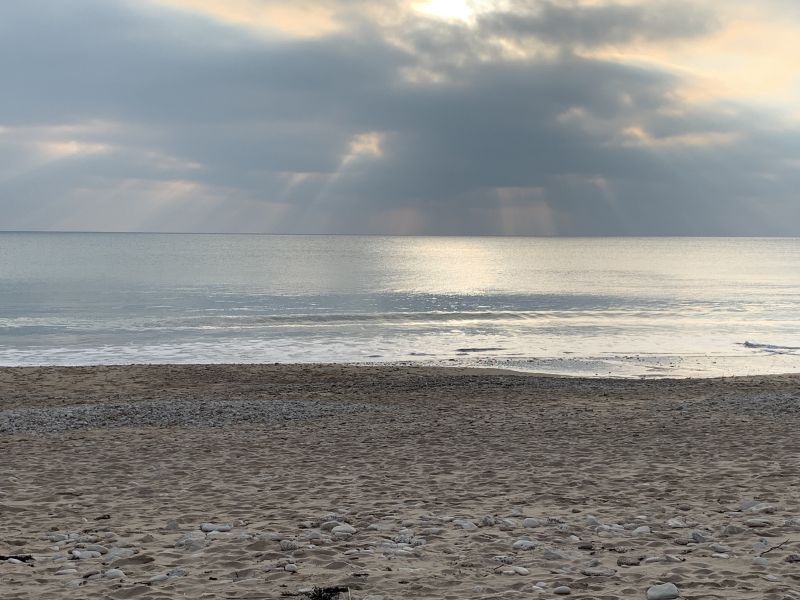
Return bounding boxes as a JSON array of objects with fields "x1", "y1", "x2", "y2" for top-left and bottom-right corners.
[
  {"x1": 175, "y1": 531, "x2": 206, "y2": 550},
  {"x1": 103, "y1": 569, "x2": 125, "y2": 579},
  {"x1": 200, "y1": 523, "x2": 232, "y2": 533},
  {"x1": 646, "y1": 582, "x2": 680, "y2": 600},
  {"x1": 332, "y1": 524, "x2": 356, "y2": 538},
  {"x1": 746, "y1": 519, "x2": 770, "y2": 528},
  {"x1": 553, "y1": 586, "x2": 572, "y2": 595},
  {"x1": 523, "y1": 517, "x2": 543, "y2": 528},
  {"x1": 512, "y1": 539, "x2": 538, "y2": 551},
  {"x1": 581, "y1": 566, "x2": 616, "y2": 577},
  {"x1": 70, "y1": 550, "x2": 101, "y2": 560}
]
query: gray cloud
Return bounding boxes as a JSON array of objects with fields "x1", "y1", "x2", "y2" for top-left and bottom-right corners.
[
  {"x1": 0, "y1": 0, "x2": 798, "y2": 234},
  {"x1": 478, "y1": 1, "x2": 717, "y2": 48}
]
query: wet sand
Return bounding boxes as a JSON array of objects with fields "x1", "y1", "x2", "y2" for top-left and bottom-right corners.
[{"x1": 1, "y1": 365, "x2": 799, "y2": 599}]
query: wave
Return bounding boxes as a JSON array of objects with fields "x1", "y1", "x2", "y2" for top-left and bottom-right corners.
[{"x1": 742, "y1": 341, "x2": 800, "y2": 354}]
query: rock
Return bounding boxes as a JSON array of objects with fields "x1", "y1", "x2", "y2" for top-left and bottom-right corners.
[
  {"x1": 494, "y1": 555, "x2": 514, "y2": 564},
  {"x1": 513, "y1": 566, "x2": 530, "y2": 575},
  {"x1": 712, "y1": 552, "x2": 730, "y2": 559},
  {"x1": 175, "y1": 531, "x2": 206, "y2": 550},
  {"x1": 722, "y1": 524, "x2": 745, "y2": 535},
  {"x1": 56, "y1": 569, "x2": 78, "y2": 575},
  {"x1": 543, "y1": 548, "x2": 568, "y2": 560},
  {"x1": 646, "y1": 582, "x2": 680, "y2": 600},
  {"x1": 453, "y1": 519, "x2": 477, "y2": 531},
  {"x1": 746, "y1": 519, "x2": 770, "y2": 528},
  {"x1": 84, "y1": 544, "x2": 108, "y2": 554},
  {"x1": 200, "y1": 523, "x2": 232, "y2": 533},
  {"x1": 666, "y1": 518, "x2": 687, "y2": 529},
  {"x1": 586, "y1": 516, "x2": 602, "y2": 527},
  {"x1": 752, "y1": 556, "x2": 769, "y2": 566},
  {"x1": 47, "y1": 533, "x2": 69, "y2": 542},
  {"x1": 633, "y1": 526, "x2": 651, "y2": 535},
  {"x1": 497, "y1": 518, "x2": 518, "y2": 530},
  {"x1": 320, "y1": 520, "x2": 341, "y2": 531},
  {"x1": 165, "y1": 519, "x2": 180, "y2": 531},
  {"x1": 553, "y1": 586, "x2": 572, "y2": 595},
  {"x1": 786, "y1": 554, "x2": 800, "y2": 563},
  {"x1": 332, "y1": 524, "x2": 356, "y2": 538},
  {"x1": 709, "y1": 543, "x2": 732, "y2": 554},
  {"x1": 149, "y1": 574, "x2": 169, "y2": 583},
  {"x1": 618, "y1": 556, "x2": 643, "y2": 567},
  {"x1": 280, "y1": 540, "x2": 299, "y2": 551},
  {"x1": 104, "y1": 547, "x2": 136, "y2": 563},
  {"x1": 70, "y1": 550, "x2": 101, "y2": 560},
  {"x1": 512, "y1": 539, "x2": 538, "y2": 551},
  {"x1": 690, "y1": 531, "x2": 710, "y2": 543},
  {"x1": 284, "y1": 563, "x2": 298, "y2": 573},
  {"x1": 744, "y1": 502, "x2": 775, "y2": 514},
  {"x1": 581, "y1": 566, "x2": 616, "y2": 577},
  {"x1": 103, "y1": 569, "x2": 125, "y2": 579},
  {"x1": 523, "y1": 517, "x2": 543, "y2": 528}
]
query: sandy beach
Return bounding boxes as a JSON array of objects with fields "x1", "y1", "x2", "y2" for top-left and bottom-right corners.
[{"x1": 1, "y1": 365, "x2": 799, "y2": 599}]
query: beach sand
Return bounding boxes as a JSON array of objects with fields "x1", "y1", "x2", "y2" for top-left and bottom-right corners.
[{"x1": 1, "y1": 365, "x2": 799, "y2": 599}]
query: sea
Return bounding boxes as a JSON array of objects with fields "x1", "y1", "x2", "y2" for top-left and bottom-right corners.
[{"x1": 1, "y1": 233, "x2": 799, "y2": 377}]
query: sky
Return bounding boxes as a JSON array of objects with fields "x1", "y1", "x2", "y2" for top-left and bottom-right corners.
[{"x1": 1, "y1": 0, "x2": 799, "y2": 235}]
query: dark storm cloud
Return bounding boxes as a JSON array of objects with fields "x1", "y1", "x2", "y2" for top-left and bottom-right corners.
[
  {"x1": 0, "y1": 0, "x2": 798, "y2": 234},
  {"x1": 478, "y1": 1, "x2": 716, "y2": 48}
]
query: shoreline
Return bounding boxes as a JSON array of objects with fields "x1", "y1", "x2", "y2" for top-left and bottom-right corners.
[{"x1": 3, "y1": 364, "x2": 800, "y2": 599}]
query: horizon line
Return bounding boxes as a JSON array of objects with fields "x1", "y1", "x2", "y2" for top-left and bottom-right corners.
[{"x1": 2, "y1": 230, "x2": 800, "y2": 239}]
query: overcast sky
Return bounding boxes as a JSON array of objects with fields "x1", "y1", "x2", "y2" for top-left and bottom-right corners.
[{"x1": 2, "y1": 0, "x2": 799, "y2": 235}]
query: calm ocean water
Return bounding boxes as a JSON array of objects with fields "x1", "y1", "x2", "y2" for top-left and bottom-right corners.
[{"x1": 1, "y1": 233, "x2": 799, "y2": 377}]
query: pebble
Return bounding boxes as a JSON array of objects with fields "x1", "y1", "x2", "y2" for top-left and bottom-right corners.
[
  {"x1": 454, "y1": 519, "x2": 478, "y2": 530},
  {"x1": 553, "y1": 585, "x2": 572, "y2": 595},
  {"x1": 284, "y1": 563, "x2": 298, "y2": 573},
  {"x1": 280, "y1": 540, "x2": 299, "y2": 551},
  {"x1": 523, "y1": 517, "x2": 542, "y2": 528},
  {"x1": 633, "y1": 526, "x2": 651, "y2": 535},
  {"x1": 104, "y1": 547, "x2": 136, "y2": 563},
  {"x1": 746, "y1": 519, "x2": 770, "y2": 528},
  {"x1": 70, "y1": 550, "x2": 101, "y2": 560},
  {"x1": 56, "y1": 569, "x2": 78, "y2": 575},
  {"x1": 513, "y1": 566, "x2": 530, "y2": 575},
  {"x1": 666, "y1": 518, "x2": 687, "y2": 529},
  {"x1": 581, "y1": 566, "x2": 616, "y2": 577},
  {"x1": 175, "y1": 531, "x2": 206, "y2": 550},
  {"x1": 332, "y1": 524, "x2": 356, "y2": 538},
  {"x1": 512, "y1": 539, "x2": 538, "y2": 551},
  {"x1": 690, "y1": 531, "x2": 710, "y2": 543},
  {"x1": 200, "y1": 523, "x2": 232, "y2": 533},
  {"x1": 103, "y1": 569, "x2": 125, "y2": 579},
  {"x1": 753, "y1": 557, "x2": 769, "y2": 566},
  {"x1": 646, "y1": 582, "x2": 680, "y2": 600}
]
